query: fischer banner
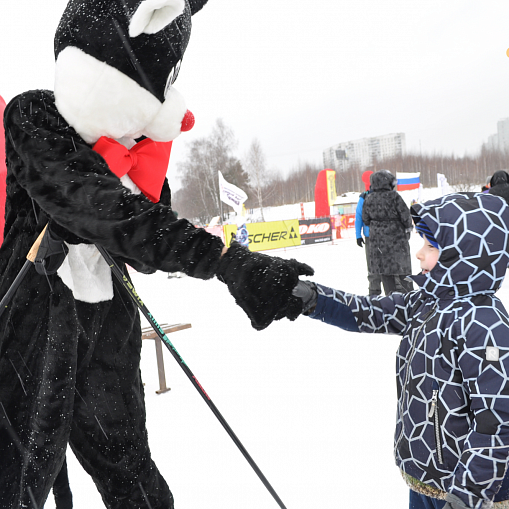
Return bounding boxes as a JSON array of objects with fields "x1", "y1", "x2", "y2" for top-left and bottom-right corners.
[
  {"x1": 299, "y1": 218, "x2": 332, "y2": 245},
  {"x1": 224, "y1": 220, "x2": 301, "y2": 251}
]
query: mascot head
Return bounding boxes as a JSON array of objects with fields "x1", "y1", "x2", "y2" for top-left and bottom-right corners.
[{"x1": 54, "y1": 0, "x2": 207, "y2": 144}]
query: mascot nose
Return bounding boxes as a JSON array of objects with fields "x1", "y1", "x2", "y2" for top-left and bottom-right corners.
[{"x1": 181, "y1": 110, "x2": 195, "y2": 132}]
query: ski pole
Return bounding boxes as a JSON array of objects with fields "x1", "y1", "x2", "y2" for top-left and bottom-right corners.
[{"x1": 95, "y1": 244, "x2": 288, "y2": 509}]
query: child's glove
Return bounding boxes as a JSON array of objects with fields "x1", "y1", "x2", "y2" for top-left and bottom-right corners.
[
  {"x1": 356, "y1": 237, "x2": 365, "y2": 248},
  {"x1": 292, "y1": 281, "x2": 318, "y2": 314},
  {"x1": 444, "y1": 493, "x2": 488, "y2": 509},
  {"x1": 216, "y1": 242, "x2": 314, "y2": 330}
]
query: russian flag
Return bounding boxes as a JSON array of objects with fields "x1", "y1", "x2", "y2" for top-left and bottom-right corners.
[{"x1": 397, "y1": 172, "x2": 420, "y2": 191}]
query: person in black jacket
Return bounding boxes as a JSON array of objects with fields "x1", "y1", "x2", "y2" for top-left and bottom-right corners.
[
  {"x1": 355, "y1": 170, "x2": 382, "y2": 295},
  {"x1": 488, "y1": 170, "x2": 509, "y2": 202},
  {"x1": 362, "y1": 171, "x2": 413, "y2": 295}
]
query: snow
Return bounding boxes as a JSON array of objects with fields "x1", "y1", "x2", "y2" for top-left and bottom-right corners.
[{"x1": 43, "y1": 191, "x2": 504, "y2": 509}]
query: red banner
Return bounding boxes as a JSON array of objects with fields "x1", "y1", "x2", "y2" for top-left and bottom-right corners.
[{"x1": 314, "y1": 169, "x2": 336, "y2": 218}]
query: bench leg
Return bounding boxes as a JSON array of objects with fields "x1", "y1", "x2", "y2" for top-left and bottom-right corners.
[{"x1": 154, "y1": 336, "x2": 171, "y2": 394}]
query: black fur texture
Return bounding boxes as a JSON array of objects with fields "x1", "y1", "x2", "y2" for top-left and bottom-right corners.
[
  {"x1": 0, "y1": 89, "x2": 223, "y2": 508},
  {"x1": 55, "y1": 0, "x2": 202, "y2": 102},
  {"x1": 362, "y1": 171, "x2": 413, "y2": 276},
  {"x1": 489, "y1": 170, "x2": 509, "y2": 204}
]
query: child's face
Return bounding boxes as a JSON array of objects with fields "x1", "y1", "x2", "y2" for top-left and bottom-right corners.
[{"x1": 416, "y1": 238, "x2": 440, "y2": 274}]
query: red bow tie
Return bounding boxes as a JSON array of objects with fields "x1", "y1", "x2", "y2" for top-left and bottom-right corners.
[{"x1": 93, "y1": 137, "x2": 173, "y2": 203}]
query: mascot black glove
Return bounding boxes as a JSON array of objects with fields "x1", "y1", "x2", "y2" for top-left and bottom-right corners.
[
  {"x1": 216, "y1": 242, "x2": 314, "y2": 330},
  {"x1": 356, "y1": 237, "x2": 365, "y2": 247}
]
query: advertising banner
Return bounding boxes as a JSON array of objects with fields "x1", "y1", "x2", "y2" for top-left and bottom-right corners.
[
  {"x1": 314, "y1": 169, "x2": 336, "y2": 217},
  {"x1": 326, "y1": 170, "x2": 337, "y2": 205},
  {"x1": 339, "y1": 214, "x2": 355, "y2": 229},
  {"x1": 224, "y1": 220, "x2": 301, "y2": 252},
  {"x1": 299, "y1": 218, "x2": 332, "y2": 245}
]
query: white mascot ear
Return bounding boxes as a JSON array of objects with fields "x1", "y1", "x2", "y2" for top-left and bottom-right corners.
[{"x1": 129, "y1": 0, "x2": 186, "y2": 37}]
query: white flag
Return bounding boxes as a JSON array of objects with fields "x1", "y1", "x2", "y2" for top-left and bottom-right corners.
[{"x1": 218, "y1": 171, "x2": 247, "y2": 213}]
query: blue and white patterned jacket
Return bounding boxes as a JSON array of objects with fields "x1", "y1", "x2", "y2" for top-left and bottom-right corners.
[{"x1": 310, "y1": 193, "x2": 509, "y2": 508}]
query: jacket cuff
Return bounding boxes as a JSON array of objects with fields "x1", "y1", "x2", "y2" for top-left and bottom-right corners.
[{"x1": 309, "y1": 291, "x2": 359, "y2": 332}]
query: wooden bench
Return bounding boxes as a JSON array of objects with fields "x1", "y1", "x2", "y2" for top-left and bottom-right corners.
[{"x1": 142, "y1": 323, "x2": 192, "y2": 394}]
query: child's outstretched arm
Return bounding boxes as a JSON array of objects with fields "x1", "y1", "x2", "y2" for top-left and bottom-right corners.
[{"x1": 293, "y1": 281, "x2": 415, "y2": 335}]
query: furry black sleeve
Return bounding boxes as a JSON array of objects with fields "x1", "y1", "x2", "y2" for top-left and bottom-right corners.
[{"x1": 4, "y1": 91, "x2": 223, "y2": 279}]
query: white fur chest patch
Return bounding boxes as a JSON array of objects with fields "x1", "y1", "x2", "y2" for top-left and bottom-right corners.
[{"x1": 58, "y1": 244, "x2": 114, "y2": 303}]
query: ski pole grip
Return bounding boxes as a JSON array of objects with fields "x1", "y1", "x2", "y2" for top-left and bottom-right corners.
[{"x1": 27, "y1": 225, "x2": 48, "y2": 263}]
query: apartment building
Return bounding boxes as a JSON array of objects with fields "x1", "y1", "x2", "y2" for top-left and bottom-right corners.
[{"x1": 323, "y1": 133, "x2": 406, "y2": 171}]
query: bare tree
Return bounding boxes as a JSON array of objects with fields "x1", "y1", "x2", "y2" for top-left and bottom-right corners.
[
  {"x1": 245, "y1": 138, "x2": 268, "y2": 221},
  {"x1": 174, "y1": 119, "x2": 244, "y2": 223},
  {"x1": 375, "y1": 148, "x2": 509, "y2": 191}
]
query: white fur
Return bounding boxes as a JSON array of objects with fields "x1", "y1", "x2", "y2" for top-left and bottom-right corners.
[
  {"x1": 58, "y1": 244, "x2": 114, "y2": 303},
  {"x1": 54, "y1": 47, "x2": 187, "y2": 144},
  {"x1": 142, "y1": 86, "x2": 187, "y2": 141},
  {"x1": 129, "y1": 0, "x2": 186, "y2": 37}
]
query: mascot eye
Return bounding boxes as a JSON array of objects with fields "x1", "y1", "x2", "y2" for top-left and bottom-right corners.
[{"x1": 165, "y1": 59, "x2": 182, "y2": 96}]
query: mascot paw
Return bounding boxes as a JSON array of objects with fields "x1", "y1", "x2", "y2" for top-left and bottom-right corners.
[{"x1": 216, "y1": 242, "x2": 314, "y2": 330}]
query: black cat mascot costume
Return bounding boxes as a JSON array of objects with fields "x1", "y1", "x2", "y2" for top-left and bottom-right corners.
[{"x1": 0, "y1": 1, "x2": 313, "y2": 507}]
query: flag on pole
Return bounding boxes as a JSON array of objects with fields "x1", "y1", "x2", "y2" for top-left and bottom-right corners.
[
  {"x1": 218, "y1": 171, "x2": 248, "y2": 213},
  {"x1": 396, "y1": 172, "x2": 420, "y2": 191}
]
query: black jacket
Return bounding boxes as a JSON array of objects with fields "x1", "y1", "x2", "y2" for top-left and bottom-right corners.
[
  {"x1": 489, "y1": 170, "x2": 509, "y2": 204},
  {"x1": 362, "y1": 171, "x2": 412, "y2": 275}
]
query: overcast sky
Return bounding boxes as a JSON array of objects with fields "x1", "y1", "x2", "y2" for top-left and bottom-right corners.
[{"x1": 1, "y1": 0, "x2": 509, "y2": 190}]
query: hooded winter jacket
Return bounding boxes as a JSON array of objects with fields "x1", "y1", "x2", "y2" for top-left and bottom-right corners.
[
  {"x1": 362, "y1": 171, "x2": 413, "y2": 275},
  {"x1": 309, "y1": 193, "x2": 509, "y2": 509}
]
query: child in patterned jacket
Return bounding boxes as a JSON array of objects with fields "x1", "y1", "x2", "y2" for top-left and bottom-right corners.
[{"x1": 293, "y1": 193, "x2": 509, "y2": 509}]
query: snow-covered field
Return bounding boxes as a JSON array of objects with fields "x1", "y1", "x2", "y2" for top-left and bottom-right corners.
[{"x1": 42, "y1": 224, "x2": 509, "y2": 509}]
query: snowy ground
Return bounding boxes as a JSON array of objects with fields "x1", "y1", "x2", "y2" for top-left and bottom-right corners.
[{"x1": 43, "y1": 228, "x2": 509, "y2": 509}]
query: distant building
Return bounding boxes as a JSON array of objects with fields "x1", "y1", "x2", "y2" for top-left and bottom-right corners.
[
  {"x1": 323, "y1": 133, "x2": 406, "y2": 172},
  {"x1": 485, "y1": 118, "x2": 509, "y2": 152},
  {"x1": 487, "y1": 133, "x2": 499, "y2": 151},
  {"x1": 498, "y1": 118, "x2": 509, "y2": 152}
]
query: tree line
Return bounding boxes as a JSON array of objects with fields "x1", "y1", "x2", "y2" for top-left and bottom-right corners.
[{"x1": 172, "y1": 119, "x2": 509, "y2": 224}]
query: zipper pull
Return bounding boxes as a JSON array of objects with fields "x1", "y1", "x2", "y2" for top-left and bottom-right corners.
[{"x1": 429, "y1": 390, "x2": 438, "y2": 418}]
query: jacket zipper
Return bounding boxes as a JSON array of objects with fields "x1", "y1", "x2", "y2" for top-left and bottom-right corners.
[
  {"x1": 395, "y1": 301, "x2": 438, "y2": 452},
  {"x1": 429, "y1": 385, "x2": 444, "y2": 464}
]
